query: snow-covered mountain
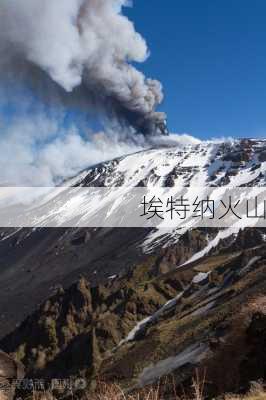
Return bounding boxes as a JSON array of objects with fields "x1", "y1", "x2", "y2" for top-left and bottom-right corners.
[
  {"x1": 0, "y1": 139, "x2": 265, "y2": 332},
  {"x1": 0, "y1": 138, "x2": 266, "y2": 399},
  {"x1": 3, "y1": 138, "x2": 266, "y2": 242},
  {"x1": 69, "y1": 138, "x2": 266, "y2": 190},
  {"x1": 65, "y1": 138, "x2": 266, "y2": 250}
]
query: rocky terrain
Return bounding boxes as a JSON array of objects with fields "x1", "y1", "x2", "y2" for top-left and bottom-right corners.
[{"x1": 0, "y1": 138, "x2": 265, "y2": 398}]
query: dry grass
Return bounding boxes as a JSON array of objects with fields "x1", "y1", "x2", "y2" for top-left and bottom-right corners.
[
  {"x1": 88, "y1": 381, "x2": 168, "y2": 400},
  {"x1": 246, "y1": 296, "x2": 266, "y2": 315},
  {"x1": 225, "y1": 382, "x2": 266, "y2": 400},
  {"x1": 25, "y1": 376, "x2": 266, "y2": 400},
  {"x1": 191, "y1": 369, "x2": 206, "y2": 400},
  {"x1": 88, "y1": 382, "x2": 266, "y2": 400},
  {"x1": 28, "y1": 386, "x2": 266, "y2": 400}
]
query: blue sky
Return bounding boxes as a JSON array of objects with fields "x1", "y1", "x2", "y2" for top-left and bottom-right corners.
[{"x1": 125, "y1": 0, "x2": 266, "y2": 139}]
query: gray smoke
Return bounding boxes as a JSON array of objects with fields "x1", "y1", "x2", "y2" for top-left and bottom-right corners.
[{"x1": 0, "y1": 0, "x2": 167, "y2": 136}]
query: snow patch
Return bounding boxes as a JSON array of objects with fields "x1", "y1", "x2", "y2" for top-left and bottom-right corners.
[
  {"x1": 138, "y1": 343, "x2": 209, "y2": 387},
  {"x1": 192, "y1": 272, "x2": 211, "y2": 284}
]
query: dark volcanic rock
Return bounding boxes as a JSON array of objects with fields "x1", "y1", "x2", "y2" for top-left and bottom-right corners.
[
  {"x1": 240, "y1": 311, "x2": 266, "y2": 387},
  {"x1": 0, "y1": 227, "x2": 150, "y2": 339},
  {"x1": 258, "y1": 150, "x2": 266, "y2": 162}
]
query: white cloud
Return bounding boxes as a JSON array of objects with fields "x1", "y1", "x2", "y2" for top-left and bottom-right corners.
[
  {"x1": 0, "y1": 109, "x2": 142, "y2": 186},
  {"x1": 151, "y1": 133, "x2": 202, "y2": 147}
]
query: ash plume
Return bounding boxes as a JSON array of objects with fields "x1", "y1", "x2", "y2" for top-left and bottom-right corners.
[{"x1": 0, "y1": 0, "x2": 167, "y2": 136}]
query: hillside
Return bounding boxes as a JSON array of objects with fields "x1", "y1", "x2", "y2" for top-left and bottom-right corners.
[{"x1": 0, "y1": 138, "x2": 265, "y2": 398}]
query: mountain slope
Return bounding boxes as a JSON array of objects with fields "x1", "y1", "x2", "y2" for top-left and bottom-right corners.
[
  {"x1": 0, "y1": 138, "x2": 265, "y2": 398},
  {"x1": 1, "y1": 228, "x2": 265, "y2": 398},
  {"x1": 0, "y1": 138, "x2": 265, "y2": 336}
]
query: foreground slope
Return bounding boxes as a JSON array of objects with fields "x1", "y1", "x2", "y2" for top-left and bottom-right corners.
[{"x1": 1, "y1": 228, "x2": 265, "y2": 398}]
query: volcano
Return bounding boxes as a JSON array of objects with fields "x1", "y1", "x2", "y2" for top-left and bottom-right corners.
[{"x1": 0, "y1": 138, "x2": 265, "y2": 398}]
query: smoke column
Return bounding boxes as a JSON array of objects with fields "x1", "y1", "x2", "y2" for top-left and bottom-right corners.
[{"x1": 0, "y1": 0, "x2": 167, "y2": 136}]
